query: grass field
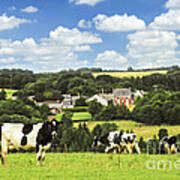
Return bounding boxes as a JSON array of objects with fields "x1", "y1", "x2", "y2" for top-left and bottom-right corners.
[
  {"x1": 56, "y1": 112, "x2": 92, "y2": 121},
  {"x1": 93, "y1": 70, "x2": 167, "y2": 78},
  {"x1": 75, "y1": 120, "x2": 180, "y2": 140},
  {"x1": 1, "y1": 153, "x2": 179, "y2": 180}
]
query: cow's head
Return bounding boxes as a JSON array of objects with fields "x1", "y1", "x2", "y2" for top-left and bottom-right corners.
[{"x1": 47, "y1": 119, "x2": 59, "y2": 138}]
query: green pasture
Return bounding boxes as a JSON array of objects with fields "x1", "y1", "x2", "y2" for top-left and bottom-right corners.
[
  {"x1": 56, "y1": 112, "x2": 92, "y2": 121},
  {"x1": 93, "y1": 70, "x2": 167, "y2": 78},
  {"x1": 0, "y1": 153, "x2": 179, "y2": 180}
]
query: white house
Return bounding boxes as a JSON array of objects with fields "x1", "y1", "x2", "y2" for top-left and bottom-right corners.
[{"x1": 86, "y1": 94, "x2": 108, "y2": 106}]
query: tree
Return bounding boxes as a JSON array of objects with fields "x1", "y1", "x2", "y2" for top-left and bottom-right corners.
[
  {"x1": 127, "y1": 66, "x2": 134, "y2": 72},
  {"x1": 88, "y1": 100, "x2": 103, "y2": 118},
  {"x1": 75, "y1": 97, "x2": 87, "y2": 106},
  {"x1": 0, "y1": 89, "x2": 6, "y2": 100}
]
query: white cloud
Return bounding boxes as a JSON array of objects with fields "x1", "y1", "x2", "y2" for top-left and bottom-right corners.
[
  {"x1": 48, "y1": 26, "x2": 102, "y2": 45},
  {"x1": 0, "y1": 26, "x2": 102, "y2": 72},
  {"x1": 78, "y1": 19, "x2": 92, "y2": 28},
  {"x1": 73, "y1": 45, "x2": 92, "y2": 51},
  {"x1": 94, "y1": 50, "x2": 128, "y2": 69},
  {"x1": 93, "y1": 14, "x2": 146, "y2": 32},
  {"x1": 0, "y1": 14, "x2": 30, "y2": 31},
  {"x1": 127, "y1": 30, "x2": 180, "y2": 68},
  {"x1": 21, "y1": 6, "x2": 39, "y2": 13},
  {"x1": 69, "y1": 0, "x2": 104, "y2": 6},
  {"x1": 165, "y1": 0, "x2": 180, "y2": 9},
  {"x1": 149, "y1": 9, "x2": 180, "y2": 30},
  {"x1": 0, "y1": 57, "x2": 16, "y2": 63}
]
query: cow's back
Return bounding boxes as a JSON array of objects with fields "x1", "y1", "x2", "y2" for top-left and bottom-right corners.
[{"x1": 1, "y1": 123, "x2": 43, "y2": 149}]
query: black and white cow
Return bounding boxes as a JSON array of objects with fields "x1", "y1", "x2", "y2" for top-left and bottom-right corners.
[
  {"x1": 0, "y1": 119, "x2": 59, "y2": 166},
  {"x1": 92, "y1": 131, "x2": 141, "y2": 154},
  {"x1": 159, "y1": 135, "x2": 178, "y2": 154}
]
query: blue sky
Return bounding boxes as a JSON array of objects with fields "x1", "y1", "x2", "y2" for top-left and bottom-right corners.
[{"x1": 0, "y1": 0, "x2": 180, "y2": 72}]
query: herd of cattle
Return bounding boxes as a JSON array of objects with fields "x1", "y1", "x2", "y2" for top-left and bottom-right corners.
[{"x1": 0, "y1": 120, "x2": 179, "y2": 166}]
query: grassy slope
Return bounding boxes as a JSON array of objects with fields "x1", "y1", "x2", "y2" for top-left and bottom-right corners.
[
  {"x1": 93, "y1": 70, "x2": 167, "y2": 78},
  {"x1": 56, "y1": 112, "x2": 92, "y2": 121},
  {"x1": 75, "y1": 120, "x2": 180, "y2": 140},
  {"x1": 1, "y1": 153, "x2": 179, "y2": 180}
]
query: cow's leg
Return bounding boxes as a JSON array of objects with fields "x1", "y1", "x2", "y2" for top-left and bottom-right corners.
[
  {"x1": 41, "y1": 150, "x2": 46, "y2": 166},
  {"x1": 105, "y1": 146, "x2": 111, "y2": 153},
  {"x1": 1, "y1": 138, "x2": 8, "y2": 165},
  {"x1": 36, "y1": 145, "x2": 43, "y2": 166},
  {"x1": 171, "y1": 144, "x2": 177, "y2": 154},
  {"x1": 126, "y1": 143, "x2": 132, "y2": 154},
  {"x1": 117, "y1": 145, "x2": 122, "y2": 153},
  {"x1": 105, "y1": 143, "x2": 114, "y2": 153},
  {"x1": 134, "y1": 142, "x2": 141, "y2": 154},
  {"x1": 164, "y1": 144, "x2": 170, "y2": 154}
]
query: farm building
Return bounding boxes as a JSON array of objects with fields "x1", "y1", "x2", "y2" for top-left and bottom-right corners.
[
  {"x1": 86, "y1": 88, "x2": 133, "y2": 106},
  {"x1": 35, "y1": 94, "x2": 81, "y2": 114},
  {"x1": 86, "y1": 94, "x2": 109, "y2": 106},
  {"x1": 113, "y1": 88, "x2": 132, "y2": 106}
]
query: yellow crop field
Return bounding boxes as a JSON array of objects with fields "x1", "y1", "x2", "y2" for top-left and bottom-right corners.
[{"x1": 93, "y1": 70, "x2": 167, "y2": 78}]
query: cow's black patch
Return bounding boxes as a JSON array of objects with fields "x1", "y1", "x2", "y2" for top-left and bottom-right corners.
[
  {"x1": 22, "y1": 124, "x2": 33, "y2": 135},
  {"x1": 124, "y1": 138, "x2": 129, "y2": 144},
  {"x1": 21, "y1": 136, "x2": 27, "y2": 146},
  {"x1": 113, "y1": 134, "x2": 121, "y2": 144},
  {"x1": 167, "y1": 136, "x2": 177, "y2": 145},
  {"x1": 100, "y1": 133, "x2": 110, "y2": 146},
  {"x1": 36, "y1": 122, "x2": 53, "y2": 147},
  {"x1": 160, "y1": 136, "x2": 177, "y2": 154}
]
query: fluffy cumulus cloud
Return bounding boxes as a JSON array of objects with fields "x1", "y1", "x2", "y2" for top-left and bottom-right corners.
[
  {"x1": 69, "y1": 0, "x2": 104, "y2": 6},
  {"x1": 0, "y1": 14, "x2": 30, "y2": 31},
  {"x1": 165, "y1": 0, "x2": 180, "y2": 9},
  {"x1": 93, "y1": 14, "x2": 146, "y2": 32},
  {"x1": 94, "y1": 50, "x2": 128, "y2": 69},
  {"x1": 149, "y1": 9, "x2": 180, "y2": 30},
  {"x1": 21, "y1": 6, "x2": 39, "y2": 13},
  {"x1": 48, "y1": 26, "x2": 102, "y2": 45},
  {"x1": 127, "y1": 30, "x2": 180, "y2": 68},
  {"x1": 0, "y1": 26, "x2": 102, "y2": 72},
  {"x1": 78, "y1": 19, "x2": 92, "y2": 28}
]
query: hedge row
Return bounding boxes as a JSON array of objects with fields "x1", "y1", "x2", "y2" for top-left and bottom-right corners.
[{"x1": 63, "y1": 106, "x2": 88, "y2": 112}]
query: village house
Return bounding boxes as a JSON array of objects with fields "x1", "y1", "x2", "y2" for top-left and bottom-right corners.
[
  {"x1": 113, "y1": 88, "x2": 132, "y2": 106},
  {"x1": 35, "y1": 94, "x2": 81, "y2": 114},
  {"x1": 86, "y1": 94, "x2": 109, "y2": 106},
  {"x1": 86, "y1": 88, "x2": 144, "y2": 106}
]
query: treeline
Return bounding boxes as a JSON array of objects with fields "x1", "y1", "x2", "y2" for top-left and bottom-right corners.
[
  {"x1": 0, "y1": 66, "x2": 179, "y2": 101},
  {"x1": 132, "y1": 89, "x2": 180, "y2": 125},
  {"x1": 88, "y1": 101, "x2": 131, "y2": 121},
  {"x1": 78, "y1": 66, "x2": 174, "y2": 72},
  {"x1": 0, "y1": 98, "x2": 49, "y2": 124},
  {"x1": 52, "y1": 113, "x2": 121, "y2": 152}
]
